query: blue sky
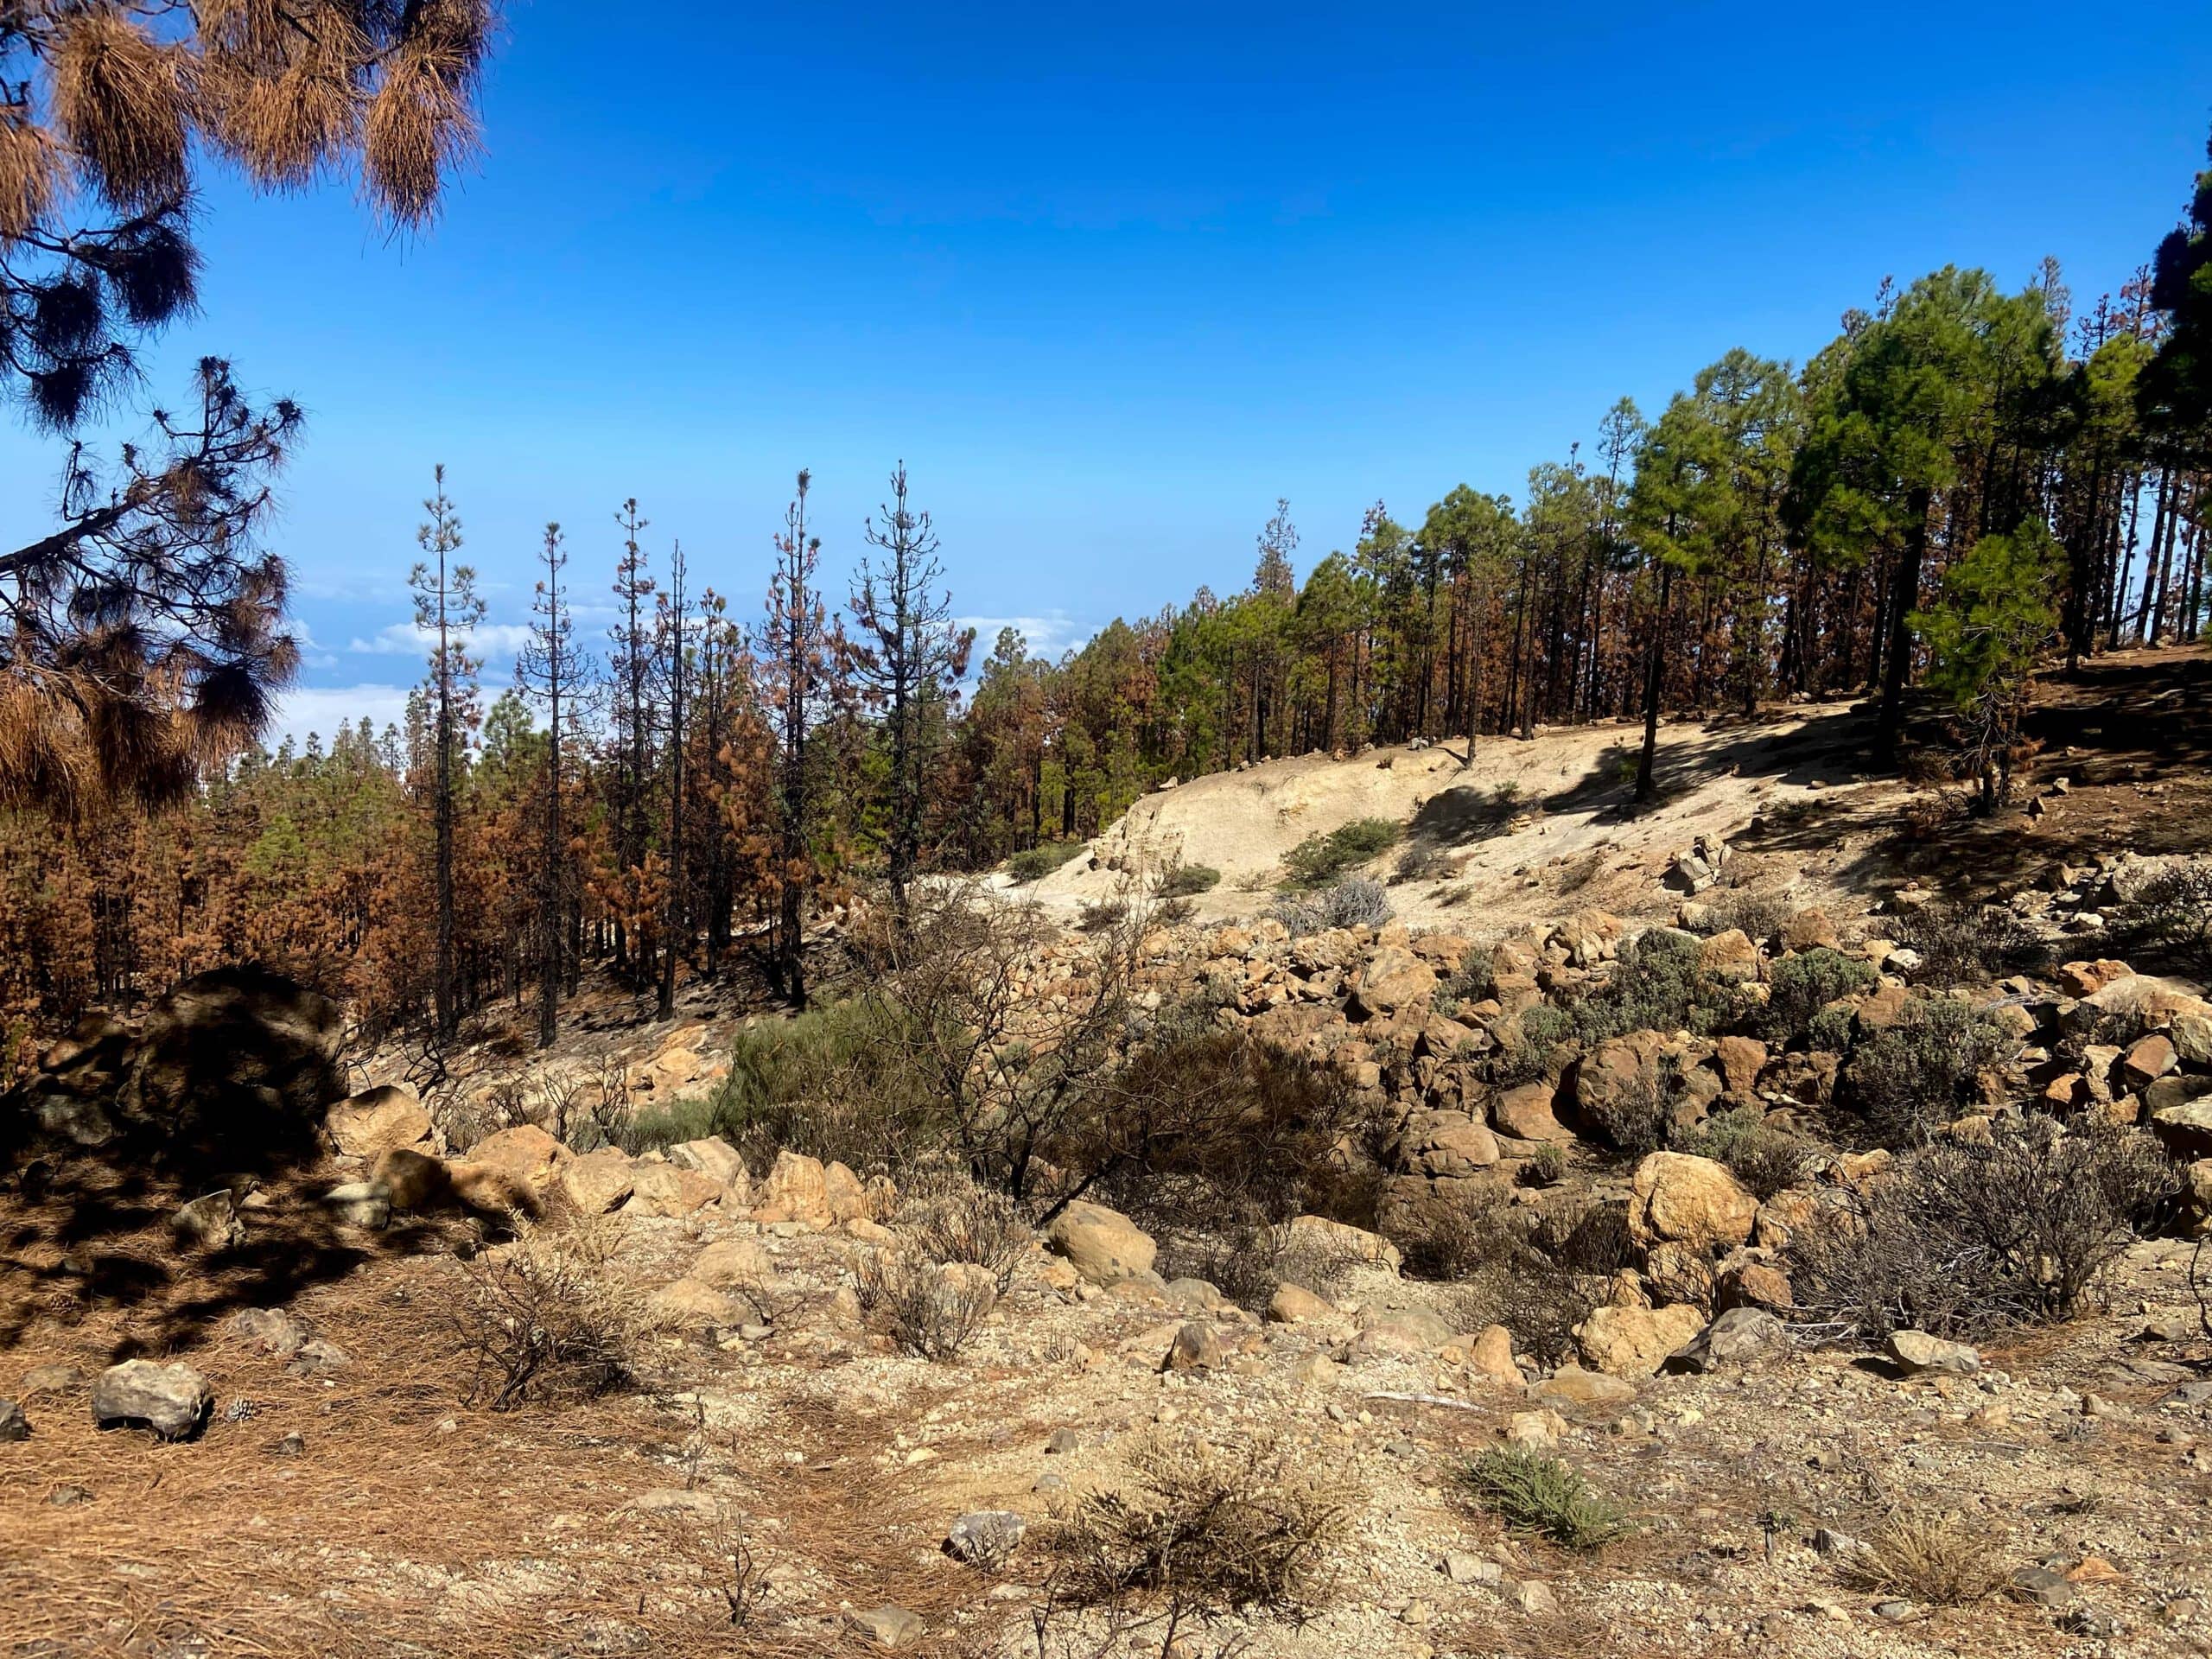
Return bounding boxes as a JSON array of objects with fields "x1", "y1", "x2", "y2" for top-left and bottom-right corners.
[{"x1": 5, "y1": 1, "x2": 2211, "y2": 746}]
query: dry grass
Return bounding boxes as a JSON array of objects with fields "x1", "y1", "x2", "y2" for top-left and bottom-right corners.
[{"x1": 1839, "y1": 1510, "x2": 2008, "y2": 1606}]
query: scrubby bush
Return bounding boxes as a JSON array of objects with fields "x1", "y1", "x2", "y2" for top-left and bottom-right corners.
[
  {"x1": 1392, "y1": 841, "x2": 1451, "y2": 884},
  {"x1": 899, "y1": 1166, "x2": 1032, "y2": 1295},
  {"x1": 2118, "y1": 858, "x2": 2212, "y2": 977},
  {"x1": 1576, "y1": 1052, "x2": 1683, "y2": 1159},
  {"x1": 706, "y1": 995, "x2": 943, "y2": 1173},
  {"x1": 1281, "y1": 817, "x2": 1401, "y2": 890},
  {"x1": 1891, "y1": 901, "x2": 2051, "y2": 985},
  {"x1": 854, "y1": 1249, "x2": 997, "y2": 1360},
  {"x1": 1048, "y1": 1428, "x2": 1360, "y2": 1616},
  {"x1": 1680, "y1": 1105, "x2": 1820, "y2": 1201},
  {"x1": 1155, "y1": 862, "x2": 1222, "y2": 898},
  {"x1": 1688, "y1": 887, "x2": 1792, "y2": 944},
  {"x1": 1485, "y1": 1002, "x2": 1575, "y2": 1086},
  {"x1": 1431, "y1": 1192, "x2": 1630, "y2": 1366},
  {"x1": 451, "y1": 1222, "x2": 644, "y2": 1411},
  {"x1": 1154, "y1": 1216, "x2": 1363, "y2": 1313},
  {"x1": 1843, "y1": 995, "x2": 2012, "y2": 1143},
  {"x1": 1461, "y1": 1447, "x2": 1630, "y2": 1550},
  {"x1": 1839, "y1": 1511, "x2": 2005, "y2": 1606},
  {"x1": 1432, "y1": 957, "x2": 1497, "y2": 1018},
  {"x1": 1007, "y1": 841, "x2": 1086, "y2": 884},
  {"x1": 1786, "y1": 1120, "x2": 2177, "y2": 1338},
  {"x1": 1763, "y1": 947, "x2": 1878, "y2": 1044},
  {"x1": 1567, "y1": 926, "x2": 1728, "y2": 1044},
  {"x1": 1268, "y1": 875, "x2": 1392, "y2": 938}
]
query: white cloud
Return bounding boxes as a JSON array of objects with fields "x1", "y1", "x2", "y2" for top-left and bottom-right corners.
[
  {"x1": 268, "y1": 683, "x2": 413, "y2": 751},
  {"x1": 956, "y1": 610, "x2": 1091, "y2": 660},
  {"x1": 348, "y1": 620, "x2": 537, "y2": 658}
]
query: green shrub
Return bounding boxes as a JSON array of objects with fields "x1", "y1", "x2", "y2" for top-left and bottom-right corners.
[
  {"x1": 1764, "y1": 947, "x2": 1877, "y2": 1043},
  {"x1": 1007, "y1": 841, "x2": 1085, "y2": 884},
  {"x1": 1891, "y1": 902, "x2": 2051, "y2": 985},
  {"x1": 707, "y1": 996, "x2": 944, "y2": 1173},
  {"x1": 1842, "y1": 995, "x2": 2010, "y2": 1143},
  {"x1": 1804, "y1": 1004, "x2": 1858, "y2": 1055},
  {"x1": 1461, "y1": 1447, "x2": 1630, "y2": 1550},
  {"x1": 1157, "y1": 863, "x2": 1221, "y2": 898},
  {"x1": 1567, "y1": 926, "x2": 1724, "y2": 1045},
  {"x1": 1281, "y1": 817, "x2": 1402, "y2": 890},
  {"x1": 1680, "y1": 1104, "x2": 1820, "y2": 1200},
  {"x1": 619, "y1": 1096, "x2": 719, "y2": 1154}
]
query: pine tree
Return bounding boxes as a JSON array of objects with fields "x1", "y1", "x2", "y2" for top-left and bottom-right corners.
[
  {"x1": 409, "y1": 466, "x2": 484, "y2": 1045},
  {"x1": 517, "y1": 522, "x2": 583, "y2": 1047}
]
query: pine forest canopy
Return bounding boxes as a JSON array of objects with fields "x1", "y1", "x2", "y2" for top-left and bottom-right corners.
[{"x1": 2, "y1": 74, "x2": 2211, "y2": 1065}]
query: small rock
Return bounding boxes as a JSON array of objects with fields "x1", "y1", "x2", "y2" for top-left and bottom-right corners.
[
  {"x1": 1440, "y1": 1551, "x2": 1500, "y2": 1585},
  {"x1": 2010, "y1": 1567, "x2": 2077, "y2": 1607},
  {"x1": 268, "y1": 1432, "x2": 307, "y2": 1458},
  {"x1": 1503, "y1": 1579, "x2": 1558, "y2": 1616},
  {"x1": 1163, "y1": 1322, "x2": 1224, "y2": 1373},
  {"x1": 1667, "y1": 1307, "x2": 1786, "y2": 1375},
  {"x1": 1046, "y1": 1427, "x2": 1080, "y2": 1454},
  {"x1": 1885, "y1": 1329, "x2": 1980, "y2": 1376},
  {"x1": 0, "y1": 1398, "x2": 28, "y2": 1442},
  {"x1": 172, "y1": 1189, "x2": 246, "y2": 1251},
  {"x1": 944, "y1": 1510, "x2": 1026, "y2": 1568},
  {"x1": 18, "y1": 1364, "x2": 83, "y2": 1395},
  {"x1": 48, "y1": 1484, "x2": 92, "y2": 1507},
  {"x1": 848, "y1": 1605, "x2": 926, "y2": 1649},
  {"x1": 91, "y1": 1360, "x2": 213, "y2": 1440}
]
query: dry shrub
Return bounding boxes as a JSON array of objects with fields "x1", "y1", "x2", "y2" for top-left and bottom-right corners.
[
  {"x1": 854, "y1": 1249, "x2": 996, "y2": 1361},
  {"x1": 1154, "y1": 1215, "x2": 1365, "y2": 1313},
  {"x1": 1787, "y1": 1120, "x2": 2177, "y2": 1339},
  {"x1": 1840, "y1": 1510, "x2": 2006, "y2": 1605},
  {"x1": 1049, "y1": 1428, "x2": 1359, "y2": 1617},
  {"x1": 1427, "y1": 1192, "x2": 1628, "y2": 1367},
  {"x1": 1680, "y1": 1105, "x2": 1822, "y2": 1201},
  {"x1": 450, "y1": 1219, "x2": 647, "y2": 1410},
  {"x1": 2120, "y1": 858, "x2": 2212, "y2": 977},
  {"x1": 899, "y1": 1166, "x2": 1031, "y2": 1295}
]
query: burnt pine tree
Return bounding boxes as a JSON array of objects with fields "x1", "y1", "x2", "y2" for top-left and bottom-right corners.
[
  {"x1": 852, "y1": 464, "x2": 973, "y2": 919},
  {"x1": 607, "y1": 499, "x2": 655, "y2": 977},
  {"x1": 0, "y1": 3, "x2": 491, "y2": 806},
  {"x1": 518, "y1": 521, "x2": 582, "y2": 1048},
  {"x1": 757, "y1": 470, "x2": 847, "y2": 1007},
  {"x1": 410, "y1": 467, "x2": 483, "y2": 1046},
  {"x1": 656, "y1": 538, "x2": 690, "y2": 1020}
]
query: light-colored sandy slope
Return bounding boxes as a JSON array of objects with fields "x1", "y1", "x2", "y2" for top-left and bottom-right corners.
[{"x1": 1015, "y1": 699, "x2": 1902, "y2": 936}]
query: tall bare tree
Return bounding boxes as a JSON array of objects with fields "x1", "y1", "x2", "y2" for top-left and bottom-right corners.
[
  {"x1": 656, "y1": 538, "x2": 690, "y2": 1020},
  {"x1": 517, "y1": 521, "x2": 582, "y2": 1048}
]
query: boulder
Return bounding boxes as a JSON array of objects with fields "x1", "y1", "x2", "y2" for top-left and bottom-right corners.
[
  {"x1": 321, "y1": 1180, "x2": 391, "y2": 1230},
  {"x1": 326, "y1": 1084, "x2": 434, "y2": 1160},
  {"x1": 2152, "y1": 1101, "x2": 2212, "y2": 1160},
  {"x1": 1402, "y1": 1109, "x2": 1501, "y2": 1176},
  {"x1": 1531, "y1": 1365, "x2": 1638, "y2": 1408},
  {"x1": 650, "y1": 1279, "x2": 741, "y2": 1327},
  {"x1": 1163, "y1": 1322, "x2": 1224, "y2": 1372},
  {"x1": 1716, "y1": 1260, "x2": 1795, "y2": 1313},
  {"x1": 1350, "y1": 947, "x2": 1440, "y2": 1018},
  {"x1": 944, "y1": 1510, "x2": 1026, "y2": 1568},
  {"x1": 665, "y1": 1136, "x2": 749, "y2": 1195},
  {"x1": 92, "y1": 1360, "x2": 213, "y2": 1440},
  {"x1": 1576, "y1": 1303, "x2": 1706, "y2": 1378},
  {"x1": 1713, "y1": 1036, "x2": 1768, "y2": 1096},
  {"x1": 693, "y1": 1236, "x2": 773, "y2": 1288},
  {"x1": 1354, "y1": 1304, "x2": 1458, "y2": 1356},
  {"x1": 753, "y1": 1149, "x2": 830, "y2": 1224},
  {"x1": 2123, "y1": 1033, "x2": 2177, "y2": 1089},
  {"x1": 1467, "y1": 1324, "x2": 1521, "y2": 1385},
  {"x1": 626, "y1": 1162, "x2": 721, "y2": 1218},
  {"x1": 467, "y1": 1125, "x2": 572, "y2": 1192},
  {"x1": 1491, "y1": 1080, "x2": 1574, "y2": 1144},
  {"x1": 1046, "y1": 1201, "x2": 1158, "y2": 1287},
  {"x1": 1570, "y1": 1032, "x2": 1670, "y2": 1138},
  {"x1": 1267, "y1": 1283, "x2": 1335, "y2": 1324},
  {"x1": 6, "y1": 967, "x2": 343, "y2": 1162},
  {"x1": 1700, "y1": 928, "x2": 1763, "y2": 983},
  {"x1": 1627, "y1": 1152, "x2": 1758, "y2": 1253},
  {"x1": 2058, "y1": 959, "x2": 2133, "y2": 997},
  {"x1": 1285, "y1": 1213, "x2": 1402, "y2": 1274},
  {"x1": 558, "y1": 1147, "x2": 638, "y2": 1216},
  {"x1": 1779, "y1": 908, "x2": 1840, "y2": 952}
]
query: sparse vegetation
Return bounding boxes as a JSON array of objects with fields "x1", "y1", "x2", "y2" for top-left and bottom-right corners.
[
  {"x1": 2120, "y1": 858, "x2": 2212, "y2": 977},
  {"x1": 1048, "y1": 1429, "x2": 1360, "y2": 1616},
  {"x1": 1788, "y1": 1120, "x2": 2177, "y2": 1338},
  {"x1": 1007, "y1": 841, "x2": 1088, "y2": 885},
  {"x1": 1681, "y1": 1104, "x2": 1820, "y2": 1200},
  {"x1": 1155, "y1": 862, "x2": 1221, "y2": 897},
  {"x1": 1838, "y1": 1510, "x2": 2007, "y2": 1605},
  {"x1": 1267, "y1": 875, "x2": 1393, "y2": 937},
  {"x1": 1891, "y1": 901, "x2": 2052, "y2": 984},
  {"x1": 853, "y1": 1249, "x2": 999, "y2": 1360},
  {"x1": 449, "y1": 1223, "x2": 645, "y2": 1412},
  {"x1": 1461, "y1": 1447, "x2": 1631, "y2": 1551},
  {"x1": 1280, "y1": 817, "x2": 1402, "y2": 890},
  {"x1": 1843, "y1": 995, "x2": 2012, "y2": 1143},
  {"x1": 1762, "y1": 946, "x2": 1878, "y2": 1044}
]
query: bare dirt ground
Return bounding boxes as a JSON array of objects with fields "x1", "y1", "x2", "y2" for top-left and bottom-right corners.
[{"x1": 5, "y1": 1181, "x2": 2209, "y2": 1659}]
